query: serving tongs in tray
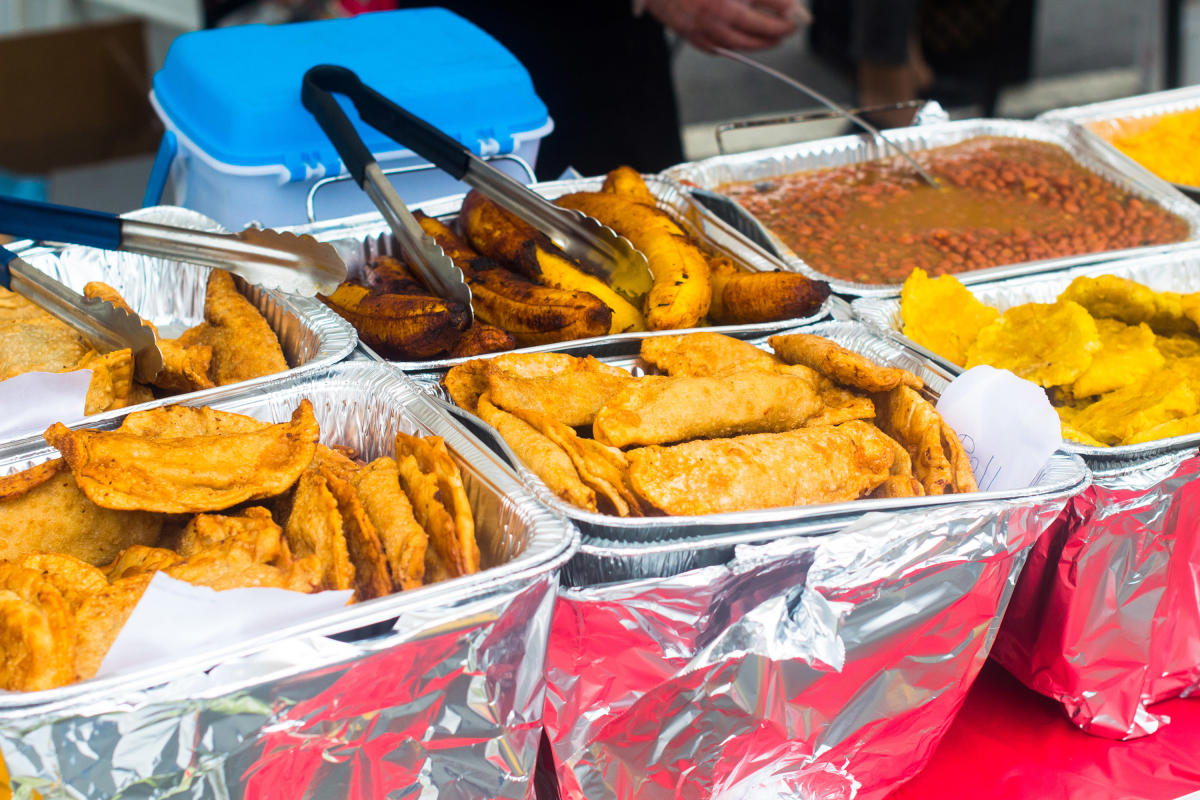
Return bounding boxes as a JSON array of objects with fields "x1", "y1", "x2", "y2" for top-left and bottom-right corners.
[
  {"x1": 0, "y1": 196, "x2": 345, "y2": 297},
  {"x1": 301, "y1": 65, "x2": 654, "y2": 304},
  {"x1": 0, "y1": 245, "x2": 165, "y2": 381}
]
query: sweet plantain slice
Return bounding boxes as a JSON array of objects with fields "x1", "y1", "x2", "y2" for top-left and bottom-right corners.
[
  {"x1": 554, "y1": 192, "x2": 711, "y2": 331},
  {"x1": 707, "y1": 258, "x2": 830, "y2": 325},
  {"x1": 320, "y1": 282, "x2": 470, "y2": 360}
]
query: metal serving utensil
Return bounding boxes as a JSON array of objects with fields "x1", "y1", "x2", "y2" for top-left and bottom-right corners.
[
  {"x1": 0, "y1": 196, "x2": 346, "y2": 297},
  {"x1": 302, "y1": 65, "x2": 654, "y2": 304},
  {"x1": 302, "y1": 66, "x2": 473, "y2": 317},
  {"x1": 0, "y1": 246, "x2": 165, "y2": 382},
  {"x1": 714, "y1": 47, "x2": 942, "y2": 190}
]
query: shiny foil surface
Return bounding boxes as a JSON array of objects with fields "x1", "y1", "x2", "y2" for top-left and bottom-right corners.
[
  {"x1": 663, "y1": 118, "x2": 1200, "y2": 297},
  {"x1": 543, "y1": 481, "x2": 1088, "y2": 800},
  {"x1": 0, "y1": 362, "x2": 577, "y2": 798},
  {"x1": 992, "y1": 447, "x2": 1200, "y2": 740}
]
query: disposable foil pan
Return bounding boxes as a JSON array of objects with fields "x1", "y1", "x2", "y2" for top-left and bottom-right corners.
[
  {"x1": 414, "y1": 318, "x2": 1088, "y2": 543},
  {"x1": 1040, "y1": 85, "x2": 1200, "y2": 198},
  {"x1": 852, "y1": 243, "x2": 1200, "y2": 463},
  {"x1": 0, "y1": 361, "x2": 577, "y2": 799},
  {"x1": 662, "y1": 118, "x2": 1200, "y2": 297},
  {"x1": 4, "y1": 206, "x2": 357, "y2": 446},
  {"x1": 544, "y1": 480, "x2": 1089, "y2": 799},
  {"x1": 288, "y1": 175, "x2": 833, "y2": 372}
]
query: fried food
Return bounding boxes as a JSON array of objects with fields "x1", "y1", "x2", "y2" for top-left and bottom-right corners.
[
  {"x1": 941, "y1": 423, "x2": 979, "y2": 493},
  {"x1": 0, "y1": 563, "x2": 75, "y2": 690},
  {"x1": 118, "y1": 405, "x2": 268, "y2": 438},
  {"x1": 0, "y1": 315, "x2": 90, "y2": 380},
  {"x1": 900, "y1": 267, "x2": 1000, "y2": 366},
  {"x1": 45, "y1": 400, "x2": 319, "y2": 514},
  {"x1": 319, "y1": 466, "x2": 392, "y2": 601},
  {"x1": 476, "y1": 393, "x2": 596, "y2": 511},
  {"x1": 0, "y1": 458, "x2": 65, "y2": 502},
  {"x1": 104, "y1": 545, "x2": 183, "y2": 580},
  {"x1": 640, "y1": 332, "x2": 782, "y2": 377},
  {"x1": 0, "y1": 466, "x2": 164, "y2": 565},
  {"x1": 707, "y1": 259, "x2": 831, "y2": 326},
  {"x1": 593, "y1": 370, "x2": 824, "y2": 447},
  {"x1": 1124, "y1": 413, "x2": 1200, "y2": 444},
  {"x1": 73, "y1": 573, "x2": 151, "y2": 680},
  {"x1": 1070, "y1": 370, "x2": 1198, "y2": 445},
  {"x1": 16, "y1": 553, "x2": 108, "y2": 609},
  {"x1": 555, "y1": 191, "x2": 711, "y2": 331},
  {"x1": 486, "y1": 357, "x2": 634, "y2": 427},
  {"x1": 177, "y1": 269, "x2": 289, "y2": 385},
  {"x1": 627, "y1": 421, "x2": 895, "y2": 515},
  {"x1": 769, "y1": 333, "x2": 924, "y2": 393},
  {"x1": 1158, "y1": 334, "x2": 1200, "y2": 360},
  {"x1": 1059, "y1": 274, "x2": 1193, "y2": 334},
  {"x1": 77, "y1": 348, "x2": 135, "y2": 414},
  {"x1": 966, "y1": 300, "x2": 1101, "y2": 387},
  {"x1": 394, "y1": 432, "x2": 479, "y2": 580},
  {"x1": 351, "y1": 458, "x2": 428, "y2": 591},
  {"x1": 442, "y1": 358, "x2": 490, "y2": 414},
  {"x1": 320, "y1": 282, "x2": 470, "y2": 360},
  {"x1": 1071, "y1": 319, "x2": 1164, "y2": 398},
  {"x1": 284, "y1": 471, "x2": 355, "y2": 591},
  {"x1": 807, "y1": 379, "x2": 877, "y2": 427},
  {"x1": 872, "y1": 386, "x2": 955, "y2": 496},
  {"x1": 450, "y1": 323, "x2": 517, "y2": 358},
  {"x1": 600, "y1": 165, "x2": 657, "y2": 205}
]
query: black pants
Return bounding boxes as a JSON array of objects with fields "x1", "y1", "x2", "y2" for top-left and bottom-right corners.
[{"x1": 393, "y1": 1, "x2": 685, "y2": 180}]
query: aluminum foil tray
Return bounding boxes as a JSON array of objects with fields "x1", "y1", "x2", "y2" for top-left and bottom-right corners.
[
  {"x1": 662, "y1": 118, "x2": 1200, "y2": 297},
  {"x1": 414, "y1": 318, "x2": 1087, "y2": 544},
  {"x1": 5, "y1": 206, "x2": 357, "y2": 446},
  {"x1": 1040, "y1": 86, "x2": 1200, "y2": 198},
  {"x1": 289, "y1": 175, "x2": 833, "y2": 372},
  {"x1": 0, "y1": 361, "x2": 577, "y2": 799},
  {"x1": 852, "y1": 243, "x2": 1200, "y2": 463}
]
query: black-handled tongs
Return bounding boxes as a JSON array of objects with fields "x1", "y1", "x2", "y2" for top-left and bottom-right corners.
[
  {"x1": 301, "y1": 65, "x2": 653, "y2": 304},
  {"x1": 302, "y1": 66, "x2": 473, "y2": 315}
]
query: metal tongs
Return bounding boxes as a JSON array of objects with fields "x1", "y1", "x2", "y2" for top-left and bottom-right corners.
[
  {"x1": 0, "y1": 196, "x2": 346, "y2": 297},
  {"x1": 301, "y1": 65, "x2": 473, "y2": 317},
  {"x1": 0, "y1": 246, "x2": 165, "y2": 382},
  {"x1": 301, "y1": 65, "x2": 653, "y2": 304}
]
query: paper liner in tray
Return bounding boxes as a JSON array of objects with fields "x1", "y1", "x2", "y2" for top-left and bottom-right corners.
[
  {"x1": 288, "y1": 174, "x2": 835, "y2": 372},
  {"x1": 0, "y1": 361, "x2": 577, "y2": 800},
  {"x1": 412, "y1": 318, "x2": 1088, "y2": 545},
  {"x1": 852, "y1": 243, "x2": 1200, "y2": 464},
  {"x1": 1039, "y1": 85, "x2": 1200, "y2": 198},
  {"x1": 662, "y1": 118, "x2": 1200, "y2": 297},
  {"x1": 4, "y1": 206, "x2": 357, "y2": 446}
]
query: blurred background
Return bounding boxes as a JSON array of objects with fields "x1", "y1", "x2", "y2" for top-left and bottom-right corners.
[{"x1": 0, "y1": 0, "x2": 1187, "y2": 213}]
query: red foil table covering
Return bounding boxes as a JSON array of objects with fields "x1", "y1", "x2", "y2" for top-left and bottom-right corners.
[
  {"x1": 887, "y1": 661, "x2": 1200, "y2": 800},
  {"x1": 992, "y1": 450, "x2": 1200, "y2": 739}
]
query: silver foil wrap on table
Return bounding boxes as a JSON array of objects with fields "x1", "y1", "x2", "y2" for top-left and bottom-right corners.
[
  {"x1": 414, "y1": 319, "x2": 1087, "y2": 544},
  {"x1": 4, "y1": 206, "x2": 357, "y2": 446},
  {"x1": 1039, "y1": 85, "x2": 1200, "y2": 198},
  {"x1": 543, "y1": 469, "x2": 1089, "y2": 800},
  {"x1": 851, "y1": 248, "x2": 1200, "y2": 738},
  {"x1": 662, "y1": 118, "x2": 1200, "y2": 297},
  {"x1": 0, "y1": 361, "x2": 577, "y2": 799},
  {"x1": 288, "y1": 175, "x2": 833, "y2": 372}
]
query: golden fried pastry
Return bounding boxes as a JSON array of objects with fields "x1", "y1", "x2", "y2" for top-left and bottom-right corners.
[
  {"x1": 640, "y1": 332, "x2": 782, "y2": 377},
  {"x1": 16, "y1": 553, "x2": 108, "y2": 610},
  {"x1": 319, "y1": 466, "x2": 392, "y2": 601},
  {"x1": 394, "y1": 432, "x2": 480, "y2": 580},
  {"x1": 350, "y1": 458, "x2": 428, "y2": 591},
  {"x1": 486, "y1": 363, "x2": 633, "y2": 428},
  {"x1": 0, "y1": 316, "x2": 90, "y2": 380},
  {"x1": 442, "y1": 359, "x2": 491, "y2": 414},
  {"x1": 45, "y1": 400, "x2": 319, "y2": 514},
  {"x1": 104, "y1": 545, "x2": 183, "y2": 581},
  {"x1": 769, "y1": 333, "x2": 924, "y2": 393},
  {"x1": 178, "y1": 269, "x2": 289, "y2": 385},
  {"x1": 627, "y1": 421, "x2": 895, "y2": 515},
  {"x1": 117, "y1": 405, "x2": 268, "y2": 438},
  {"x1": 872, "y1": 385, "x2": 956, "y2": 496},
  {"x1": 73, "y1": 573, "x2": 152, "y2": 680},
  {"x1": 283, "y1": 470, "x2": 355, "y2": 592},
  {"x1": 0, "y1": 563, "x2": 75, "y2": 690}
]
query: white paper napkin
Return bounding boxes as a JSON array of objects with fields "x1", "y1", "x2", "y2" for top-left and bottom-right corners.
[
  {"x1": 0, "y1": 370, "x2": 92, "y2": 439},
  {"x1": 96, "y1": 572, "x2": 354, "y2": 679},
  {"x1": 935, "y1": 365, "x2": 1061, "y2": 492}
]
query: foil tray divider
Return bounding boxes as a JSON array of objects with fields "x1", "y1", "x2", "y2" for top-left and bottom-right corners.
[
  {"x1": 285, "y1": 175, "x2": 834, "y2": 372},
  {"x1": 662, "y1": 118, "x2": 1200, "y2": 297},
  {"x1": 0, "y1": 360, "x2": 577, "y2": 714},
  {"x1": 409, "y1": 318, "x2": 1088, "y2": 545},
  {"x1": 850, "y1": 242, "x2": 1200, "y2": 464}
]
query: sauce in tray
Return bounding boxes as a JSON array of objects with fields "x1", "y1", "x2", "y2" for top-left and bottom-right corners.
[{"x1": 718, "y1": 137, "x2": 1190, "y2": 284}]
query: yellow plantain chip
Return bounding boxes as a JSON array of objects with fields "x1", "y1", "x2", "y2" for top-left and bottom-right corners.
[
  {"x1": 901, "y1": 268, "x2": 1000, "y2": 367},
  {"x1": 966, "y1": 300, "x2": 1101, "y2": 387},
  {"x1": 1071, "y1": 369, "x2": 1198, "y2": 445}
]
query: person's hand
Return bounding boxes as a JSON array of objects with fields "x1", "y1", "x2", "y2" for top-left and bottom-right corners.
[{"x1": 644, "y1": 0, "x2": 810, "y2": 52}]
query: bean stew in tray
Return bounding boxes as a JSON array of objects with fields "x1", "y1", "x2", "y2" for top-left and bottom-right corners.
[{"x1": 718, "y1": 136, "x2": 1190, "y2": 285}]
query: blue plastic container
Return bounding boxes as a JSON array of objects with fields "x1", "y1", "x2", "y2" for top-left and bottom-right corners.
[{"x1": 147, "y1": 8, "x2": 552, "y2": 228}]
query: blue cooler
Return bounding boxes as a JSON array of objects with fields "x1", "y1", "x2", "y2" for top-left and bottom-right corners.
[{"x1": 146, "y1": 8, "x2": 552, "y2": 229}]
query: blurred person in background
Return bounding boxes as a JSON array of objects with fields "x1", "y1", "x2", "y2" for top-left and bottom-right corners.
[{"x1": 209, "y1": 0, "x2": 809, "y2": 179}]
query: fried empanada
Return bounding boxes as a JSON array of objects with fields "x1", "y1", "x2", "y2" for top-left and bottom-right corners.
[
  {"x1": 639, "y1": 332, "x2": 782, "y2": 377},
  {"x1": 394, "y1": 432, "x2": 479, "y2": 579},
  {"x1": 0, "y1": 563, "x2": 75, "y2": 690},
  {"x1": 16, "y1": 553, "x2": 108, "y2": 610},
  {"x1": 283, "y1": 470, "x2": 355, "y2": 592},
  {"x1": 319, "y1": 466, "x2": 391, "y2": 601},
  {"x1": 486, "y1": 366, "x2": 633, "y2": 428},
  {"x1": 177, "y1": 269, "x2": 289, "y2": 385},
  {"x1": 442, "y1": 358, "x2": 491, "y2": 414},
  {"x1": 872, "y1": 385, "x2": 955, "y2": 496},
  {"x1": 73, "y1": 573, "x2": 152, "y2": 681},
  {"x1": 104, "y1": 545, "x2": 183, "y2": 581},
  {"x1": 769, "y1": 333, "x2": 923, "y2": 392},
  {"x1": 45, "y1": 400, "x2": 319, "y2": 514},
  {"x1": 350, "y1": 458, "x2": 428, "y2": 591},
  {"x1": 117, "y1": 405, "x2": 268, "y2": 438}
]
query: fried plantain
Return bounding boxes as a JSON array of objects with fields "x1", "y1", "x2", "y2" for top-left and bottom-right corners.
[
  {"x1": 320, "y1": 282, "x2": 470, "y2": 360},
  {"x1": 707, "y1": 260, "x2": 830, "y2": 325}
]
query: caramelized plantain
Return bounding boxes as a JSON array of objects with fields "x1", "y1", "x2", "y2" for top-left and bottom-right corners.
[
  {"x1": 708, "y1": 259, "x2": 831, "y2": 325},
  {"x1": 320, "y1": 283, "x2": 469, "y2": 359}
]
